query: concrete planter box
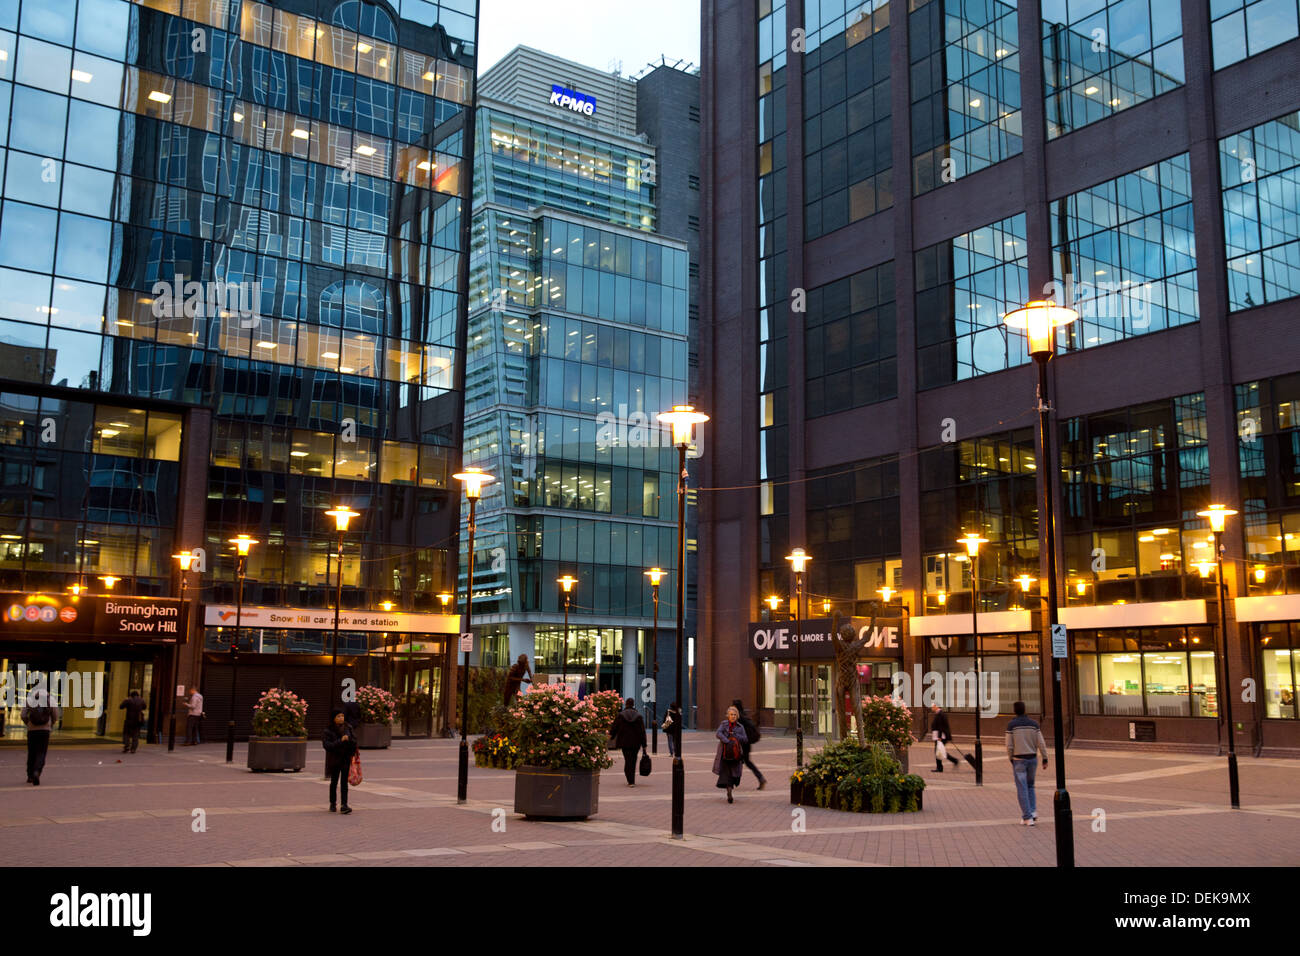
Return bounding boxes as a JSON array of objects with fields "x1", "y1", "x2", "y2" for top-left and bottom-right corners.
[
  {"x1": 354, "y1": 723, "x2": 391, "y2": 749},
  {"x1": 247, "y1": 736, "x2": 307, "y2": 772},
  {"x1": 514, "y1": 765, "x2": 599, "y2": 820}
]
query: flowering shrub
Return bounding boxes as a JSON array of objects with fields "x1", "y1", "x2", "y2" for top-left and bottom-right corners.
[
  {"x1": 252, "y1": 688, "x2": 307, "y2": 737},
  {"x1": 502, "y1": 684, "x2": 614, "y2": 772},
  {"x1": 860, "y1": 695, "x2": 916, "y2": 753},
  {"x1": 473, "y1": 732, "x2": 519, "y2": 769},
  {"x1": 357, "y1": 685, "x2": 397, "y2": 726},
  {"x1": 586, "y1": 689, "x2": 625, "y2": 735},
  {"x1": 791, "y1": 739, "x2": 924, "y2": 812}
]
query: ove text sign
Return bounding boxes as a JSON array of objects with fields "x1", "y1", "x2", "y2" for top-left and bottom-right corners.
[{"x1": 747, "y1": 616, "x2": 904, "y2": 660}]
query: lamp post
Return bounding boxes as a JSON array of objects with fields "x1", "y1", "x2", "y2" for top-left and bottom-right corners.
[
  {"x1": 657, "y1": 403, "x2": 708, "y2": 840},
  {"x1": 1198, "y1": 504, "x2": 1241, "y2": 809},
  {"x1": 226, "y1": 534, "x2": 257, "y2": 764},
  {"x1": 438, "y1": 591, "x2": 453, "y2": 737},
  {"x1": 452, "y1": 466, "x2": 494, "y2": 804},
  {"x1": 646, "y1": 567, "x2": 665, "y2": 753},
  {"x1": 324, "y1": 506, "x2": 360, "y2": 715},
  {"x1": 557, "y1": 574, "x2": 577, "y2": 687},
  {"x1": 785, "y1": 548, "x2": 811, "y2": 767},
  {"x1": 1004, "y1": 298, "x2": 1079, "y2": 867},
  {"x1": 957, "y1": 532, "x2": 988, "y2": 784},
  {"x1": 170, "y1": 550, "x2": 197, "y2": 752}
]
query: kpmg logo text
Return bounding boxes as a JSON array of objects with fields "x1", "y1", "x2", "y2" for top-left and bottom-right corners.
[{"x1": 550, "y1": 84, "x2": 597, "y2": 116}]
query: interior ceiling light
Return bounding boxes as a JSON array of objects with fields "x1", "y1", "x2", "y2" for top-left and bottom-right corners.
[{"x1": 148, "y1": 90, "x2": 171, "y2": 103}]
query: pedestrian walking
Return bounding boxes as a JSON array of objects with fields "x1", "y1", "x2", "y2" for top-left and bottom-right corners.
[
  {"x1": 609, "y1": 698, "x2": 647, "y2": 786},
  {"x1": 1005, "y1": 700, "x2": 1049, "y2": 825},
  {"x1": 713, "y1": 704, "x2": 748, "y2": 803},
  {"x1": 662, "y1": 700, "x2": 683, "y2": 757},
  {"x1": 183, "y1": 687, "x2": 204, "y2": 745},
  {"x1": 930, "y1": 704, "x2": 960, "y2": 772},
  {"x1": 731, "y1": 698, "x2": 767, "y2": 789},
  {"x1": 120, "y1": 689, "x2": 147, "y2": 753},
  {"x1": 503, "y1": 654, "x2": 532, "y2": 704},
  {"x1": 21, "y1": 688, "x2": 60, "y2": 785},
  {"x1": 323, "y1": 708, "x2": 357, "y2": 814}
]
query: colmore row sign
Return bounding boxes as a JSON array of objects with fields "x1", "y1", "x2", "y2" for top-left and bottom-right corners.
[{"x1": 747, "y1": 617, "x2": 904, "y2": 660}]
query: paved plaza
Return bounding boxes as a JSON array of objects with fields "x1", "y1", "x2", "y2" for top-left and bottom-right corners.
[{"x1": 1, "y1": 732, "x2": 1297, "y2": 867}]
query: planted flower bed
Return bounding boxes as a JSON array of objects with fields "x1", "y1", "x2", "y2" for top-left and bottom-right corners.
[
  {"x1": 473, "y1": 732, "x2": 518, "y2": 769},
  {"x1": 790, "y1": 739, "x2": 924, "y2": 813}
]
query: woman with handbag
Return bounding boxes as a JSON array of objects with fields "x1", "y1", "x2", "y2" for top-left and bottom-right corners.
[
  {"x1": 323, "y1": 708, "x2": 357, "y2": 814},
  {"x1": 712, "y1": 704, "x2": 748, "y2": 803},
  {"x1": 930, "y1": 705, "x2": 959, "y2": 772}
]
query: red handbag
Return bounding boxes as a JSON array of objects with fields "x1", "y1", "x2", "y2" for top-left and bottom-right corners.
[
  {"x1": 348, "y1": 752, "x2": 363, "y2": 786},
  {"x1": 722, "y1": 736, "x2": 743, "y2": 761}
]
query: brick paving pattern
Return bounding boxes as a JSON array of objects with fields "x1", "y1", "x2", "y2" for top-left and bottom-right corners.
[{"x1": 1, "y1": 732, "x2": 1297, "y2": 866}]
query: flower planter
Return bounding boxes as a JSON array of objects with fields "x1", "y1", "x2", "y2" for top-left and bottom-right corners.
[
  {"x1": 514, "y1": 765, "x2": 600, "y2": 820},
  {"x1": 354, "y1": 723, "x2": 391, "y2": 749},
  {"x1": 247, "y1": 736, "x2": 307, "y2": 772},
  {"x1": 789, "y1": 779, "x2": 922, "y2": 812}
]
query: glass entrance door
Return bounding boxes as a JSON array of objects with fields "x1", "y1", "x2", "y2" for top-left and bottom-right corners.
[{"x1": 387, "y1": 654, "x2": 444, "y2": 737}]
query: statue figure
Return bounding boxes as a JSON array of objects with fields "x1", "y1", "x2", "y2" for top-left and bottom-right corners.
[{"x1": 829, "y1": 612, "x2": 872, "y2": 744}]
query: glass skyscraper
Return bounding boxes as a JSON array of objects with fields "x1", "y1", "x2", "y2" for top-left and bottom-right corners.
[{"x1": 0, "y1": 0, "x2": 478, "y2": 740}]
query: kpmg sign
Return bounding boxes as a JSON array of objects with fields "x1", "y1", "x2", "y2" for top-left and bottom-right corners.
[
  {"x1": 550, "y1": 84, "x2": 597, "y2": 116},
  {"x1": 747, "y1": 616, "x2": 904, "y2": 660}
]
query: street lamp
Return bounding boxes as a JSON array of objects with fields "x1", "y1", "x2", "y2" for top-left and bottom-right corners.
[
  {"x1": 169, "y1": 549, "x2": 197, "y2": 752},
  {"x1": 822, "y1": 598, "x2": 832, "y2": 615},
  {"x1": 557, "y1": 574, "x2": 577, "y2": 687},
  {"x1": 646, "y1": 567, "x2": 665, "y2": 753},
  {"x1": 657, "y1": 403, "x2": 708, "y2": 840},
  {"x1": 785, "y1": 547, "x2": 811, "y2": 768},
  {"x1": 1198, "y1": 504, "x2": 1241, "y2": 809},
  {"x1": 876, "y1": 586, "x2": 895, "y2": 605},
  {"x1": 324, "y1": 505, "x2": 360, "y2": 714},
  {"x1": 226, "y1": 534, "x2": 257, "y2": 764},
  {"x1": 1004, "y1": 297, "x2": 1079, "y2": 867},
  {"x1": 765, "y1": 594, "x2": 782, "y2": 616},
  {"x1": 99, "y1": 575, "x2": 120, "y2": 590},
  {"x1": 452, "y1": 466, "x2": 494, "y2": 803},
  {"x1": 958, "y1": 532, "x2": 989, "y2": 784}
]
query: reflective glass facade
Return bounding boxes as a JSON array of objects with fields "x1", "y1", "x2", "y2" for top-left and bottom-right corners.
[
  {"x1": 0, "y1": 0, "x2": 477, "y2": 613},
  {"x1": 804, "y1": 260, "x2": 896, "y2": 416},
  {"x1": 462, "y1": 65, "x2": 691, "y2": 687},
  {"x1": 909, "y1": 0, "x2": 1021, "y2": 195},
  {"x1": 1236, "y1": 374, "x2": 1300, "y2": 594},
  {"x1": 1051, "y1": 153, "x2": 1198, "y2": 348},
  {"x1": 1211, "y1": 0, "x2": 1300, "y2": 69},
  {"x1": 915, "y1": 213, "x2": 1028, "y2": 389},
  {"x1": 1042, "y1": 0, "x2": 1183, "y2": 139},
  {"x1": 1220, "y1": 109, "x2": 1300, "y2": 311}
]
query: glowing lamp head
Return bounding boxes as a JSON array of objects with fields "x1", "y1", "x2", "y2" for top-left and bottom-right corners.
[
  {"x1": 1075, "y1": 580, "x2": 1087, "y2": 596},
  {"x1": 877, "y1": 586, "x2": 895, "y2": 604},
  {"x1": 99, "y1": 575, "x2": 120, "y2": 589},
  {"x1": 325, "y1": 504, "x2": 360, "y2": 532},
  {"x1": 229, "y1": 534, "x2": 257, "y2": 556},
  {"x1": 437, "y1": 591, "x2": 452, "y2": 607},
  {"x1": 656, "y1": 404, "x2": 709, "y2": 447},
  {"x1": 822, "y1": 599, "x2": 832, "y2": 614},
  {"x1": 1016, "y1": 574, "x2": 1036, "y2": 593},
  {"x1": 1194, "y1": 560, "x2": 1216, "y2": 579},
  {"x1": 1003, "y1": 300, "x2": 1078, "y2": 358},
  {"x1": 1254, "y1": 566, "x2": 1266, "y2": 584},
  {"x1": 645, "y1": 567, "x2": 665, "y2": 587},
  {"x1": 1196, "y1": 505, "x2": 1238, "y2": 534},
  {"x1": 453, "y1": 466, "x2": 495, "y2": 500},
  {"x1": 557, "y1": 574, "x2": 577, "y2": 594},
  {"x1": 381, "y1": 601, "x2": 394, "y2": 611},
  {"x1": 173, "y1": 550, "x2": 196, "y2": 572},
  {"x1": 958, "y1": 532, "x2": 988, "y2": 558},
  {"x1": 765, "y1": 595, "x2": 782, "y2": 612},
  {"x1": 785, "y1": 547, "x2": 811, "y2": 574},
  {"x1": 937, "y1": 590, "x2": 947, "y2": 605},
  {"x1": 68, "y1": 583, "x2": 83, "y2": 596}
]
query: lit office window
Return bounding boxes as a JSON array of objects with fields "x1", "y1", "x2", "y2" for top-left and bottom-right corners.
[
  {"x1": 910, "y1": 0, "x2": 1021, "y2": 195},
  {"x1": 1042, "y1": 0, "x2": 1183, "y2": 138}
]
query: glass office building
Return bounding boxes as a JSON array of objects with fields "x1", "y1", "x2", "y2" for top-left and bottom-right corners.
[
  {"x1": 0, "y1": 0, "x2": 478, "y2": 740},
  {"x1": 462, "y1": 48, "x2": 697, "y2": 706},
  {"x1": 703, "y1": 0, "x2": 1300, "y2": 751}
]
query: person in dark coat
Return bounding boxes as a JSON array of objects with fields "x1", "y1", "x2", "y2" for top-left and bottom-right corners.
[
  {"x1": 504, "y1": 655, "x2": 532, "y2": 704},
  {"x1": 731, "y1": 699, "x2": 767, "y2": 790},
  {"x1": 713, "y1": 705, "x2": 748, "y2": 803},
  {"x1": 119, "y1": 690, "x2": 147, "y2": 753},
  {"x1": 609, "y1": 698, "x2": 647, "y2": 786},
  {"x1": 662, "y1": 701, "x2": 683, "y2": 757},
  {"x1": 322, "y1": 708, "x2": 357, "y2": 813},
  {"x1": 930, "y1": 704, "x2": 960, "y2": 772},
  {"x1": 21, "y1": 688, "x2": 59, "y2": 785}
]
